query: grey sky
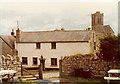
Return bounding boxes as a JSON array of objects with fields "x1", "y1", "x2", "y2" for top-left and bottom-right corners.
[{"x1": 0, "y1": 1, "x2": 118, "y2": 35}]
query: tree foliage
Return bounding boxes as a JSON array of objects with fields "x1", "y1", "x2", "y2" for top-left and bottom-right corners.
[{"x1": 99, "y1": 35, "x2": 119, "y2": 61}]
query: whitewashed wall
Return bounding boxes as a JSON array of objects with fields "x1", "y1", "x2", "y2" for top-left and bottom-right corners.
[{"x1": 16, "y1": 42, "x2": 90, "y2": 68}]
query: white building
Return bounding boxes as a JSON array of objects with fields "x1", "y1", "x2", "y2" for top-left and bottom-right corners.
[
  {"x1": 15, "y1": 29, "x2": 95, "y2": 69},
  {"x1": 15, "y1": 11, "x2": 114, "y2": 69}
]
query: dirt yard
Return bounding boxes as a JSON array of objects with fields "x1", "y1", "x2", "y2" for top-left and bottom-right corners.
[{"x1": 22, "y1": 70, "x2": 72, "y2": 82}]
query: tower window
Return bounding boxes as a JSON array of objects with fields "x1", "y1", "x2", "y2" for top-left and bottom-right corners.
[
  {"x1": 51, "y1": 42, "x2": 56, "y2": 49},
  {"x1": 36, "y1": 43, "x2": 41, "y2": 49},
  {"x1": 98, "y1": 18, "x2": 101, "y2": 25},
  {"x1": 94, "y1": 42, "x2": 96, "y2": 50}
]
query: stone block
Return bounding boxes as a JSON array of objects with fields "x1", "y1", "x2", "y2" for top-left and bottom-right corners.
[
  {"x1": 100, "y1": 71, "x2": 106, "y2": 75},
  {"x1": 88, "y1": 64, "x2": 91, "y2": 67},
  {"x1": 92, "y1": 63, "x2": 96, "y2": 67},
  {"x1": 92, "y1": 70, "x2": 98, "y2": 74},
  {"x1": 90, "y1": 67, "x2": 93, "y2": 69}
]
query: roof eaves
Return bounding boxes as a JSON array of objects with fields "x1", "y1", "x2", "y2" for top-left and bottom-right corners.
[{"x1": 0, "y1": 36, "x2": 14, "y2": 49}]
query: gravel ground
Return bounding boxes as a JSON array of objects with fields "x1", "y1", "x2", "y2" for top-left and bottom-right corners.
[
  {"x1": 43, "y1": 71, "x2": 59, "y2": 79},
  {"x1": 22, "y1": 70, "x2": 71, "y2": 82}
]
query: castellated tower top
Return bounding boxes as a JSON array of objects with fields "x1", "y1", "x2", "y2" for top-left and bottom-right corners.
[{"x1": 92, "y1": 11, "x2": 104, "y2": 28}]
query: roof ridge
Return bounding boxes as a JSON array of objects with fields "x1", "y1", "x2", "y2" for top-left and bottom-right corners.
[
  {"x1": 0, "y1": 35, "x2": 11, "y2": 36},
  {"x1": 104, "y1": 25, "x2": 110, "y2": 26},
  {"x1": 22, "y1": 30, "x2": 92, "y2": 33}
]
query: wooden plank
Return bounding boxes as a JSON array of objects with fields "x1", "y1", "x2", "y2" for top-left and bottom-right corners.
[
  {"x1": 108, "y1": 69, "x2": 120, "y2": 73},
  {"x1": 104, "y1": 77, "x2": 120, "y2": 80}
]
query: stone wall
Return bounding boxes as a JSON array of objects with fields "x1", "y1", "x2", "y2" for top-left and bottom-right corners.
[
  {"x1": 60, "y1": 54, "x2": 119, "y2": 77},
  {"x1": 1, "y1": 54, "x2": 21, "y2": 76}
]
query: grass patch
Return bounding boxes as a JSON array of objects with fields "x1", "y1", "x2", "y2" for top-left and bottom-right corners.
[{"x1": 61, "y1": 75, "x2": 107, "y2": 83}]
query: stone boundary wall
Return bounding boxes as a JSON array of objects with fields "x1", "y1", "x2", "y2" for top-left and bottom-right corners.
[{"x1": 60, "y1": 54, "x2": 119, "y2": 77}]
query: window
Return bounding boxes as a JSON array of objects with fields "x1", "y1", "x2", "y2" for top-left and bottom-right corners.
[
  {"x1": 51, "y1": 42, "x2": 56, "y2": 49},
  {"x1": 98, "y1": 18, "x2": 100, "y2": 25},
  {"x1": 22, "y1": 57, "x2": 27, "y2": 65},
  {"x1": 94, "y1": 42, "x2": 96, "y2": 50},
  {"x1": 51, "y1": 58, "x2": 57, "y2": 66},
  {"x1": 33, "y1": 57, "x2": 37, "y2": 65},
  {"x1": 36, "y1": 43, "x2": 41, "y2": 49},
  {"x1": 16, "y1": 51, "x2": 18, "y2": 55}
]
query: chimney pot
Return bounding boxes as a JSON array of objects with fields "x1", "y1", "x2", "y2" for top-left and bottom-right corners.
[
  {"x1": 11, "y1": 29, "x2": 15, "y2": 36},
  {"x1": 54, "y1": 28, "x2": 60, "y2": 31},
  {"x1": 86, "y1": 28, "x2": 91, "y2": 30},
  {"x1": 61, "y1": 28, "x2": 64, "y2": 31},
  {"x1": 88, "y1": 28, "x2": 90, "y2": 30},
  {"x1": 96, "y1": 11, "x2": 100, "y2": 13}
]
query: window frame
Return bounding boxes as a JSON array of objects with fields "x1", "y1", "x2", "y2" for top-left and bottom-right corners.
[
  {"x1": 22, "y1": 57, "x2": 28, "y2": 65},
  {"x1": 94, "y1": 42, "x2": 96, "y2": 50},
  {"x1": 33, "y1": 57, "x2": 38, "y2": 65},
  {"x1": 51, "y1": 58, "x2": 57, "y2": 66},
  {"x1": 36, "y1": 42, "x2": 41, "y2": 49},
  {"x1": 51, "y1": 42, "x2": 56, "y2": 49}
]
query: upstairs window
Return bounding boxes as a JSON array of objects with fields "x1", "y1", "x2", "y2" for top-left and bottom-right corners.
[
  {"x1": 22, "y1": 57, "x2": 27, "y2": 65},
  {"x1": 51, "y1": 42, "x2": 56, "y2": 49},
  {"x1": 33, "y1": 57, "x2": 37, "y2": 65},
  {"x1": 36, "y1": 43, "x2": 41, "y2": 49},
  {"x1": 51, "y1": 58, "x2": 57, "y2": 66}
]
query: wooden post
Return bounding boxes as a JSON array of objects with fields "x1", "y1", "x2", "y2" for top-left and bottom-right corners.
[
  {"x1": 0, "y1": 76, "x2": 2, "y2": 83},
  {"x1": 38, "y1": 63, "x2": 43, "y2": 79},
  {"x1": 8, "y1": 74, "x2": 10, "y2": 81},
  {"x1": 21, "y1": 62, "x2": 23, "y2": 76},
  {"x1": 12, "y1": 73, "x2": 15, "y2": 82},
  {"x1": 59, "y1": 59, "x2": 61, "y2": 77}
]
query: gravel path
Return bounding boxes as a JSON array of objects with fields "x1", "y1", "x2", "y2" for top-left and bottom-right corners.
[
  {"x1": 43, "y1": 71, "x2": 72, "y2": 82},
  {"x1": 22, "y1": 70, "x2": 72, "y2": 82},
  {"x1": 43, "y1": 71, "x2": 59, "y2": 79}
]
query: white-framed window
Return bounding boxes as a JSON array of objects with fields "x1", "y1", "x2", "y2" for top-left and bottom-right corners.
[
  {"x1": 33, "y1": 57, "x2": 38, "y2": 65},
  {"x1": 22, "y1": 57, "x2": 28, "y2": 65},
  {"x1": 51, "y1": 58, "x2": 57, "y2": 66},
  {"x1": 36, "y1": 43, "x2": 41, "y2": 49},
  {"x1": 51, "y1": 42, "x2": 56, "y2": 49}
]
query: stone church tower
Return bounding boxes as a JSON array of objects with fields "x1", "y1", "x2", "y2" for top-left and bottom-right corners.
[
  {"x1": 91, "y1": 11, "x2": 114, "y2": 35},
  {"x1": 92, "y1": 11, "x2": 104, "y2": 33},
  {"x1": 91, "y1": 11, "x2": 114, "y2": 53}
]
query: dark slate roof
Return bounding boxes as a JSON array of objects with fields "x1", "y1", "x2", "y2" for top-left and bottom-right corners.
[
  {"x1": 20, "y1": 30, "x2": 92, "y2": 42},
  {"x1": 0, "y1": 35, "x2": 16, "y2": 49},
  {"x1": 103, "y1": 25, "x2": 114, "y2": 34}
]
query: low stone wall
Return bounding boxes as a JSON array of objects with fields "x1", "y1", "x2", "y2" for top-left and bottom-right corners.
[
  {"x1": 60, "y1": 54, "x2": 119, "y2": 77},
  {"x1": 1, "y1": 54, "x2": 21, "y2": 76}
]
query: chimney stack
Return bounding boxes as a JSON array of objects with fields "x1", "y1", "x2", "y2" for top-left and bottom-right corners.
[{"x1": 16, "y1": 28, "x2": 21, "y2": 42}]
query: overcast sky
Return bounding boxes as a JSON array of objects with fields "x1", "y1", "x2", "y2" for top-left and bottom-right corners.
[{"x1": 0, "y1": 0, "x2": 119, "y2": 35}]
